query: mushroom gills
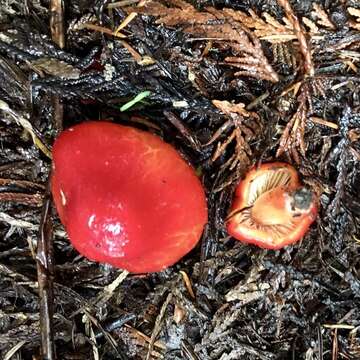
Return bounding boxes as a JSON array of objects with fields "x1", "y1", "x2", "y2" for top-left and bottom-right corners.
[
  {"x1": 247, "y1": 168, "x2": 293, "y2": 205},
  {"x1": 227, "y1": 162, "x2": 318, "y2": 248}
]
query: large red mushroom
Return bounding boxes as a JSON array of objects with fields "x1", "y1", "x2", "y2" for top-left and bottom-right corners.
[
  {"x1": 51, "y1": 121, "x2": 207, "y2": 273},
  {"x1": 226, "y1": 162, "x2": 317, "y2": 249}
]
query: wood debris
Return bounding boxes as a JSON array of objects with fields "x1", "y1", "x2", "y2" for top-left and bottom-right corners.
[
  {"x1": 131, "y1": 0, "x2": 279, "y2": 82},
  {"x1": 348, "y1": 7, "x2": 360, "y2": 30},
  {"x1": 207, "y1": 100, "x2": 261, "y2": 178}
]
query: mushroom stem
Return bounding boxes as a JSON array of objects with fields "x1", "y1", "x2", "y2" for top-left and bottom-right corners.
[{"x1": 251, "y1": 186, "x2": 315, "y2": 226}]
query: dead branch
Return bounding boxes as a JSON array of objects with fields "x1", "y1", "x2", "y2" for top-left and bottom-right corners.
[
  {"x1": 34, "y1": 2, "x2": 65, "y2": 358},
  {"x1": 50, "y1": 0, "x2": 65, "y2": 49},
  {"x1": 132, "y1": 0, "x2": 279, "y2": 82},
  {"x1": 276, "y1": 85, "x2": 308, "y2": 163},
  {"x1": 50, "y1": 0, "x2": 65, "y2": 134},
  {"x1": 221, "y1": 8, "x2": 293, "y2": 42},
  {"x1": 277, "y1": 0, "x2": 314, "y2": 76},
  {"x1": 0, "y1": 178, "x2": 45, "y2": 190},
  {"x1": 36, "y1": 181, "x2": 55, "y2": 360},
  {"x1": 163, "y1": 111, "x2": 202, "y2": 152},
  {"x1": 348, "y1": 7, "x2": 360, "y2": 31},
  {"x1": 0, "y1": 192, "x2": 43, "y2": 206},
  {"x1": 205, "y1": 100, "x2": 260, "y2": 184},
  {"x1": 146, "y1": 293, "x2": 172, "y2": 360},
  {"x1": 311, "y1": 3, "x2": 335, "y2": 30}
]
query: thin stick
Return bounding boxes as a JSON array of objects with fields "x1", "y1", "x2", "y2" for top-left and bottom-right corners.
[
  {"x1": 310, "y1": 116, "x2": 339, "y2": 130},
  {"x1": 36, "y1": 2, "x2": 65, "y2": 357},
  {"x1": 81, "y1": 23, "x2": 126, "y2": 38},
  {"x1": 36, "y1": 0, "x2": 65, "y2": 360},
  {"x1": 146, "y1": 293, "x2": 172, "y2": 360},
  {"x1": 50, "y1": 0, "x2": 65, "y2": 49},
  {"x1": 0, "y1": 100, "x2": 52, "y2": 159},
  {"x1": 36, "y1": 180, "x2": 55, "y2": 360},
  {"x1": 50, "y1": 0, "x2": 64, "y2": 133},
  {"x1": 107, "y1": 0, "x2": 141, "y2": 9},
  {"x1": 0, "y1": 192, "x2": 43, "y2": 206},
  {"x1": 317, "y1": 325, "x2": 323, "y2": 360}
]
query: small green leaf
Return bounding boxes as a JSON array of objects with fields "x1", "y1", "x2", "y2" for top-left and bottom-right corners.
[
  {"x1": 119, "y1": 91, "x2": 151, "y2": 112},
  {"x1": 195, "y1": 166, "x2": 203, "y2": 178}
]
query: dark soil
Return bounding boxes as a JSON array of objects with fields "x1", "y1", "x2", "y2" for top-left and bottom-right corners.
[{"x1": 0, "y1": 1, "x2": 359, "y2": 359}]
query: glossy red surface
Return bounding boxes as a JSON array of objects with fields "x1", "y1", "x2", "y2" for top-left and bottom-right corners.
[{"x1": 52, "y1": 121, "x2": 207, "y2": 273}]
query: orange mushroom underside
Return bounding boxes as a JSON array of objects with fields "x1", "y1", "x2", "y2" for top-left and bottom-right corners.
[{"x1": 226, "y1": 162, "x2": 317, "y2": 249}]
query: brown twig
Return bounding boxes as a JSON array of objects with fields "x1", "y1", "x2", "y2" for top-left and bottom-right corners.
[
  {"x1": 276, "y1": 85, "x2": 308, "y2": 163},
  {"x1": 0, "y1": 178, "x2": 45, "y2": 190},
  {"x1": 50, "y1": 0, "x2": 65, "y2": 49},
  {"x1": 277, "y1": 74, "x2": 328, "y2": 162},
  {"x1": 0, "y1": 192, "x2": 43, "y2": 206},
  {"x1": 310, "y1": 116, "x2": 339, "y2": 130},
  {"x1": 277, "y1": 0, "x2": 314, "y2": 77},
  {"x1": 107, "y1": 0, "x2": 141, "y2": 8},
  {"x1": 36, "y1": 180, "x2": 55, "y2": 360},
  {"x1": 206, "y1": 100, "x2": 259, "y2": 175},
  {"x1": 35, "y1": 3, "x2": 64, "y2": 357},
  {"x1": 146, "y1": 293, "x2": 172, "y2": 360},
  {"x1": 0, "y1": 100, "x2": 52, "y2": 159},
  {"x1": 332, "y1": 328, "x2": 338, "y2": 360},
  {"x1": 311, "y1": 4, "x2": 335, "y2": 30},
  {"x1": 179, "y1": 271, "x2": 196, "y2": 299},
  {"x1": 80, "y1": 23, "x2": 126, "y2": 38},
  {"x1": 124, "y1": 324, "x2": 166, "y2": 350},
  {"x1": 163, "y1": 111, "x2": 202, "y2": 152},
  {"x1": 348, "y1": 7, "x2": 360, "y2": 30},
  {"x1": 50, "y1": 0, "x2": 64, "y2": 134},
  {"x1": 133, "y1": 0, "x2": 279, "y2": 82}
]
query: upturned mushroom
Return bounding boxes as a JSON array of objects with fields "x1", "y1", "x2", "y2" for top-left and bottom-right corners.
[
  {"x1": 226, "y1": 162, "x2": 317, "y2": 249},
  {"x1": 51, "y1": 121, "x2": 208, "y2": 273}
]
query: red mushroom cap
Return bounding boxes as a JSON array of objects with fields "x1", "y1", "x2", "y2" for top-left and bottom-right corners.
[
  {"x1": 226, "y1": 162, "x2": 317, "y2": 249},
  {"x1": 51, "y1": 121, "x2": 207, "y2": 273}
]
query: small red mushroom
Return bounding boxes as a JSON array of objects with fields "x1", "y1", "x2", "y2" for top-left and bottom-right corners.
[
  {"x1": 51, "y1": 121, "x2": 207, "y2": 273},
  {"x1": 226, "y1": 162, "x2": 317, "y2": 249}
]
